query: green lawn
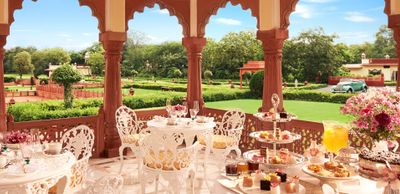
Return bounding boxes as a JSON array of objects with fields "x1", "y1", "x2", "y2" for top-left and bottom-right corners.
[
  {"x1": 5, "y1": 85, "x2": 35, "y2": 91},
  {"x1": 205, "y1": 99, "x2": 352, "y2": 123}
]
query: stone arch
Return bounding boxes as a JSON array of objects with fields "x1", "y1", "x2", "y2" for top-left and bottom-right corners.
[
  {"x1": 198, "y1": 0, "x2": 259, "y2": 38},
  {"x1": 1, "y1": 0, "x2": 104, "y2": 36},
  {"x1": 126, "y1": 0, "x2": 190, "y2": 37}
]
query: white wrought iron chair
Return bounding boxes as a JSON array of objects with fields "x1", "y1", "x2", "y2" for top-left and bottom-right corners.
[
  {"x1": 140, "y1": 127, "x2": 198, "y2": 194},
  {"x1": 199, "y1": 109, "x2": 245, "y2": 169},
  {"x1": 81, "y1": 174, "x2": 124, "y2": 194},
  {"x1": 61, "y1": 125, "x2": 95, "y2": 193},
  {"x1": 115, "y1": 106, "x2": 147, "y2": 175}
]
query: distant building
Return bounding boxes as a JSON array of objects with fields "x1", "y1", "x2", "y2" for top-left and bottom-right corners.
[
  {"x1": 46, "y1": 63, "x2": 92, "y2": 77},
  {"x1": 343, "y1": 53, "x2": 399, "y2": 81}
]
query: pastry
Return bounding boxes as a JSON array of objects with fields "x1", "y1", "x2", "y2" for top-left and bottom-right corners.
[
  {"x1": 270, "y1": 182, "x2": 280, "y2": 194},
  {"x1": 324, "y1": 161, "x2": 337, "y2": 171},
  {"x1": 259, "y1": 131, "x2": 269, "y2": 139},
  {"x1": 243, "y1": 175, "x2": 253, "y2": 187},
  {"x1": 252, "y1": 170, "x2": 266, "y2": 187},
  {"x1": 269, "y1": 173, "x2": 281, "y2": 184},
  {"x1": 307, "y1": 164, "x2": 322, "y2": 173},
  {"x1": 334, "y1": 168, "x2": 350, "y2": 177},
  {"x1": 260, "y1": 178, "x2": 271, "y2": 191},
  {"x1": 276, "y1": 171, "x2": 287, "y2": 182},
  {"x1": 279, "y1": 112, "x2": 288, "y2": 119}
]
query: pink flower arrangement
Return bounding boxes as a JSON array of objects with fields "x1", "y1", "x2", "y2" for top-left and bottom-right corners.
[
  {"x1": 173, "y1": 104, "x2": 186, "y2": 111},
  {"x1": 341, "y1": 87, "x2": 400, "y2": 142},
  {"x1": 5, "y1": 131, "x2": 32, "y2": 144}
]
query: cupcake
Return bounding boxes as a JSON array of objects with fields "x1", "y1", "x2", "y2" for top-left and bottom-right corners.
[{"x1": 252, "y1": 170, "x2": 266, "y2": 187}]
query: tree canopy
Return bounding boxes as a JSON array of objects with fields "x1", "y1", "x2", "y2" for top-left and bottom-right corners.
[{"x1": 13, "y1": 51, "x2": 34, "y2": 79}]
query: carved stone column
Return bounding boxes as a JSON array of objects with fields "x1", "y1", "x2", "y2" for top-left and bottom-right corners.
[
  {"x1": 257, "y1": 29, "x2": 288, "y2": 112},
  {"x1": 0, "y1": 36, "x2": 6, "y2": 131},
  {"x1": 100, "y1": 32, "x2": 126, "y2": 157},
  {"x1": 182, "y1": 37, "x2": 207, "y2": 109},
  {"x1": 392, "y1": 28, "x2": 400, "y2": 91}
]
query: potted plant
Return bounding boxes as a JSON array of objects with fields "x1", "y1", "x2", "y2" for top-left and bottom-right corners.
[{"x1": 342, "y1": 88, "x2": 400, "y2": 151}]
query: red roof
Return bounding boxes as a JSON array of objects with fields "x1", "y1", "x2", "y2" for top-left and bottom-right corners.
[{"x1": 239, "y1": 61, "x2": 265, "y2": 70}]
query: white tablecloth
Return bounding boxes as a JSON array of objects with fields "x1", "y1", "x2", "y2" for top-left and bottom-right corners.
[{"x1": 0, "y1": 151, "x2": 76, "y2": 193}]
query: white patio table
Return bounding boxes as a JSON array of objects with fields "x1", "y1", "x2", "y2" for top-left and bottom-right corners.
[
  {"x1": 147, "y1": 117, "x2": 216, "y2": 177},
  {"x1": 0, "y1": 151, "x2": 76, "y2": 194}
]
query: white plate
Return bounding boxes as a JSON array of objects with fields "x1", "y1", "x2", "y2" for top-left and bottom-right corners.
[
  {"x1": 301, "y1": 164, "x2": 358, "y2": 181},
  {"x1": 249, "y1": 131, "x2": 301, "y2": 144},
  {"x1": 217, "y1": 179, "x2": 243, "y2": 194}
]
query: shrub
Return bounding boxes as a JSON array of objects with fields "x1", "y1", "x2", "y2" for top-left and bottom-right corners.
[
  {"x1": 51, "y1": 64, "x2": 82, "y2": 108},
  {"x1": 249, "y1": 71, "x2": 264, "y2": 98},
  {"x1": 4, "y1": 76, "x2": 16, "y2": 83},
  {"x1": 283, "y1": 90, "x2": 353, "y2": 104}
]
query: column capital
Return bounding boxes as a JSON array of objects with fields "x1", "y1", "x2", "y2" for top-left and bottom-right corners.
[
  {"x1": 257, "y1": 28, "x2": 288, "y2": 52},
  {"x1": 388, "y1": 14, "x2": 400, "y2": 29},
  {"x1": 182, "y1": 37, "x2": 207, "y2": 53},
  {"x1": 100, "y1": 31, "x2": 126, "y2": 52}
]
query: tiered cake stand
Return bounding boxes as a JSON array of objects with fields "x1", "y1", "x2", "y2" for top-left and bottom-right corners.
[{"x1": 243, "y1": 94, "x2": 304, "y2": 169}]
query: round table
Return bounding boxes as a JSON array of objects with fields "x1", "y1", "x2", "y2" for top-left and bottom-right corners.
[
  {"x1": 147, "y1": 117, "x2": 216, "y2": 182},
  {"x1": 0, "y1": 151, "x2": 76, "y2": 194}
]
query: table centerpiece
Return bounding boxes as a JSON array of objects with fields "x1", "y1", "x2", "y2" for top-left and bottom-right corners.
[
  {"x1": 341, "y1": 87, "x2": 400, "y2": 152},
  {"x1": 4, "y1": 131, "x2": 32, "y2": 150}
]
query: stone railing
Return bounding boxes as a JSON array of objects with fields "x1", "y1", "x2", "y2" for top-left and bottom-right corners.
[
  {"x1": 36, "y1": 84, "x2": 103, "y2": 99},
  {"x1": 6, "y1": 108, "x2": 105, "y2": 157}
]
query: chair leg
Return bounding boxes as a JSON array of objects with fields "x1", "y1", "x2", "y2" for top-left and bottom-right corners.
[
  {"x1": 155, "y1": 174, "x2": 160, "y2": 194},
  {"x1": 140, "y1": 172, "x2": 146, "y2": 194},
  {"x1": 189, "y1": 170, "x2": 195, "y2": 194},
  {"x1": 119, "y1": 146, "x2": 125, "y2": 174}
]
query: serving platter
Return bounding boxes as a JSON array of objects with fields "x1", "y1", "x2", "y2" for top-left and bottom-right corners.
[
  {"x1": 249, "y1": 131, "x2": 301, "y2": 144},
  {"x1": 243, "y1": 149, "x2": 306, "y2": 168}
]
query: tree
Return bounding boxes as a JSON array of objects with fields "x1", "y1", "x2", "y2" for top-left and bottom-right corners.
[
  {"x1": 131, "y1": 70, "x2": 138, "y2": 81},
  {"x1": 51, "y1": 64, "x2": 82, "y2": 108},
  {"x1": 204, "y1": 70, "x2": 213, "y2": 84},
  {"x1": 169, "y1": 68, "x2": 182, "y2": 81},
  {"x1": 203, "y1": 31, "x2": 263, "y2": 79},
  {"x1": 69, "y1": 51, "x2": 85, "y2": 65},
  {"x1": 242, "y1": 72, "x2": 252, "y2": 85},
  {"x1": 282, "y1": 28, "x2": 347, "y2": 83},
  {"x1": 4, "y1": 46, "x2": 37, "y2": 73},
  {"x1": 373, "y1": 25, "x2": 396, "y2": 58},
  {"x1": 13, "y1": 51, "x2": 34, "y2": 79},
  {"x1": 32, "y1": 48, "x2": 71, "y2": 76},
  {"x1": 87, "y1": 52, "x2": 105, "y2": 76}
]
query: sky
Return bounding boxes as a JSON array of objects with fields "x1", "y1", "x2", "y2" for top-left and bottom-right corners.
[{"x1": 5, "y1": 0, "x2": 388, "y2": 51}]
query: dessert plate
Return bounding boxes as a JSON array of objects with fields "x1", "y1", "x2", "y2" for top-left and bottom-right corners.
[
  {"x1": 243, "y1": 150, "x2": 305, "y2": 168},
  {"x1": 302, "y1": 164, "x2": 358, "y2": 181},
  {"x1": 249, "y1": 131, "x2": 301, "y2": 144},
  {"x1": 253, "y1": 112, "x2": 297, "y2": 123}
]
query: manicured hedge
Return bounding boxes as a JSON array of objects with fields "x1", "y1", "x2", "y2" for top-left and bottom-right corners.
[
  {"x1": 4, "y1": 76, "x2": 16, "y2": 83},
  {"x1": 283, "y1": 90, "x2": 353, "y2": 104},
  {"x1": 384, "y1": 81, "x2": 397, "y2": 86},
  {"x1": 8, "y1": 88, "x2": 253, "y2": 121}
]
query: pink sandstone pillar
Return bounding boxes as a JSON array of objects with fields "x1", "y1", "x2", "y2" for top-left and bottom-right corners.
[
  {"x1": 183, "y1": 37, "x2": 207, "y2": 109},
  {"x1": 257, "y1": 29, "x2": 288, "y2": 112},
  {"x1": 0, "y1": 36, "x2": 6, "y2": 131},
  {"x1": 100, "y1": 32, "x2": 126, "y2": 157}
]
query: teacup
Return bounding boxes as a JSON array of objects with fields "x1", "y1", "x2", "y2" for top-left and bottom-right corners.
[
  {"x1": 167, "y1": 117, "x2": 177, "y2": 125},
  {"x1": 197, "y1": 116, "x2": 207, "y2": 123},
  {"x1": 0, "y1": 156, "x2": 7, "y2": 168},
  {"x1": 46, "y1": 142, "x2": 62, "y2": 155}
]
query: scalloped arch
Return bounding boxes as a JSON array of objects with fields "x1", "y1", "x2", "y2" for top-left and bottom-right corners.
[
  {"x1": 126, "y1": 0, "x2": 190, "y2": 37},
  {"x1": 198, "y1": 0, "x2": 259, "y2": 38},
  {"x1": 2, "y1": 0, "x2": 103, "y2": 36},
  {"x1": 280, "y1": 0, "x2": 298, "y2": 29}
]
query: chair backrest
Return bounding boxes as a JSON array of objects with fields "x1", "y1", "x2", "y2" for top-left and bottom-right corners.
[
  {"x1": 216, "y1": 109, "x2": 246, "y2": 135},
  {"x1": 61, "y1": 125, "x2": 95, "y2": 160},
  {"x1": 86, "y1": 174, "x2": 124, "y2": 194},
  {"x1": 141, "y1": 127, "x2": 198, "y2": 172},
  {"x1": 115, "y1": 106, "x2": 142, "y2": 138}
]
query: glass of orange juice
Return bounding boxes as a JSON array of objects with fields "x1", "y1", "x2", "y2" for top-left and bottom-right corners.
[{"x1": 322, "y1": 121, "x2": 349, "y2": 160}]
